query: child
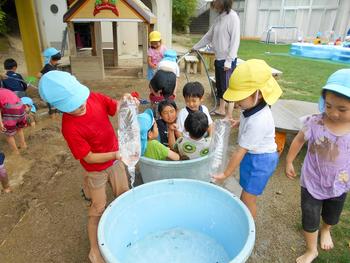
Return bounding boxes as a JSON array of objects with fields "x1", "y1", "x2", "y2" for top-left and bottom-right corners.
[
  {"x1": 156, "y1": 99, "x2": 180, "y2": 147},
  {"x1": 138, "y1": 108, "x2": 179, "y2": 161},
  {"x1": 2, "y1": 58, "x2": 27, "y2": 98},
  {"x1": 0, "y1": 152, "x2": 11, "y2": 193},
  {"x1": 157, "y1": 49, "x2": 180, "y2": 96},
  {"x1": 21, "y1": 97, "x2": 37, "y2": 127},
  {"x1": 285, "y1": 69, "x2": 350, "y2": 263},
  {"x1": 38, "y1": 47, "x2": 61, "y2": 77},
  {"x1": 170, "y1": 111, "x2": 211, "y2": 160},
  {"x1": 39, "y1": 71, "x2": 131, "y2": 263},
  {"x1": 212, "y1": 59, "x2": 282, "y2": 219},
  {"x1": 147, "y1": 31, "x2": 166, "y2": 80},
  {"x1": 176, "y1": 82, "x2": 213, "y2": 137},
  {"x1": 0, "y1": 87, "x2": 27, "y2": 155}
]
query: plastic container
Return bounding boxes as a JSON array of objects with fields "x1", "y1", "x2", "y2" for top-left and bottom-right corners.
[
  {"x1": 98, "y1": 179, "x2": 255, "y2": 263},
  {"x1": 139, "y1": 155, "x2": 211, "y2": 183}
]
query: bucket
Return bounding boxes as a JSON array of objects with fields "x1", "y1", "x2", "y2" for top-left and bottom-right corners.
[
  {"x1": 98, "y1": 179, "x2": 255, "y2": 263},
  {"x1": 139, "y1": 155, "x2": 211, "y2": 183}
]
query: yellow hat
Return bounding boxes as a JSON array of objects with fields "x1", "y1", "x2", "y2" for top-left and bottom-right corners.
[
  {"x1": 223, "y1": 59, "x2": 282, "y2": 105},
  {"x1": 149, "y1": 31, "x2": 161, "y2": 42}
]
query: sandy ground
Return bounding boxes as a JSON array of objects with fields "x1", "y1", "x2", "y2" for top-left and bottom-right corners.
[{"x1": 0, "y1": 37, "x2": 306, "y2": 263}]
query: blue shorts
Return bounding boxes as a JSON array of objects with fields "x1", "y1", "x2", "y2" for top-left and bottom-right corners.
[
  {"x1": 239, "y1": 152, "x2": 279, "y2": 195},
  {"x1": 147, "y1": 67, "x2": 155, "y2": 80}
]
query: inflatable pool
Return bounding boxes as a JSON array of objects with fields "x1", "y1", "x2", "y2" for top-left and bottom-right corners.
[
  {"x1": 98, "y1": 179, "x2": 255, "y2": 263},
  {"x1": 139, "y1": 155, "x2": 212, "y2": 183},
  {"x1": 290, "y1": 43, "x2": 350, "y2": 64}
]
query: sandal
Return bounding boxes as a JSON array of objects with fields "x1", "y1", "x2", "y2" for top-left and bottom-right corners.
[{"x1": 210, "y1": 111, "x2": 226, "y2": 117}]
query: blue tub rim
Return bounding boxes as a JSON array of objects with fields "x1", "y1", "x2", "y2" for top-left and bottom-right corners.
[{"x1": 98, "y1": 178, "x2": 256, "y2": 263}]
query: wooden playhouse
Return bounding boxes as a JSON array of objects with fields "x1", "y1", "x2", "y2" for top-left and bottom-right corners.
[{"x1": 63, "y1": 0, "x2": 156, "y2": 80}]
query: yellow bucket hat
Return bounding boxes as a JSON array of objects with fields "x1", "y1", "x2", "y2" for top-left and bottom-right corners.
[
  {"x1": 149, "y1": 31, "x2": 161, "y2": 42},
  {"x1": 223, "y1": 59, "x2": 282, "y2": 105}
]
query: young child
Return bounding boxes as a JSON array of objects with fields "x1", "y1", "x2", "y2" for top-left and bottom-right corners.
[
  {"x1": 21, "y1": 97, "x2": 37, "y2": 127},
  {"x1": 39, "y1": 71, "x2": 131, "y2": 263},
  {"x1": 176, "y1": 82, "x2": 213, "y2": 137},
  {"x1": 147, "y1": 31, "x2": 166, "y2": 80},
  {"x1": 157, "y1": 49, "x2": 180, "y2": 96},
  {"x1": 0, "y1": 152, "x2": 11, "y2": 193},
  {"x1": 156, "y1": 99, "x2": 180, "y2": 147},
  {"x1": 0, "y1": 88, "x2": 27, "y2": 154},
  {"x1": 2, "y1": 58, "x2": 27, "y2": 98},
  {"x1": 170, "y1": 111, "x2": 211, "y2": 160},
  {"x1": 138, "y1": 108, "x2": 179, "y2": 161},
  {"x1": 212, "y1": 59, "x2": 282, "y2": 219},
  {"x1": 285, "y1": 69, "x2": 350, "y2": 263},
  {"x1": 38, "y1": 47, "x2": 61, "y2": 77}
]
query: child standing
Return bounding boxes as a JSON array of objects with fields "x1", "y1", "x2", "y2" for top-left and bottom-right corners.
[
  {"x1": 147, "y1": 31, "x2": 166, "y2": 80},
  {"x1": 39, "y1": 71, "x2": 131, "y2": 263},
  {"x1": 0, "y1": 88, "x2": 27, "y2": 154},
  {"x1": 176, "y1": 82, "x2": 213, "y2": 137},
  {"x1": 21, "y1": 97, "x2": 37, "y2": 127},
  {"x1": 138, "y1": 108, "x2": 179, "y2": 161},
  {"x1": 285, "y1": 69, "x2": 350, "y2": 263},
  {"x1": 170, "y1": 111, "x2": 211, "y2": 160},
  {"x1": 0, "y1": 152, "x2": 11, "y2": 193},
  {"x1": 212, "y1": 59, "x2": 282, "y2": 219},
  {"x1": 156, "y1": 100, "x2": 180, "y2": 147},
  {"x1": 2, "y1": 58, "x2": 27, "y2": 98}
]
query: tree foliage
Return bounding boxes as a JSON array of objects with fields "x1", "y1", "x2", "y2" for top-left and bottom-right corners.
[
  {"x1": 0, "y1": 8, "x2": 6, "y2": 34},
  {"x1": 172, "y1": 0, "x2": 197, "y2": 32}
]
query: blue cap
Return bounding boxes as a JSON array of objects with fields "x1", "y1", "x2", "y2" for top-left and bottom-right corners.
[
  {"x1": 319, "y1": 69, "x2": 350, "y2": 112},
  {"x1": 21, "y1": 97, "x2": 36, "y2": 113},
  {"x1": 137, "y1": 109, "x2": 154, "y2": 155},
  {"x1": 43, "y1": 47, "x2": 60, "y2": 64},
  {"x1": 163, "y1": 49, "x2": 177, "y2": 62},
  {"x1": 39, "y1": 71, "x2": 90, "y2": 113}
]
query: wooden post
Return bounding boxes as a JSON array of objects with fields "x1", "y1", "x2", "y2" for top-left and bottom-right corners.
[
  {"x1": 67, "y1": 22, "x2": 77, "y2": 56},
  {"x1": 112, "y1": 22, "x2": 119, "y2": 67},
  {"x1": 15, "y1": 0, "x2": 42, "y2": 76},
  {"x1": 90, "y1": 22, "x2": 96, "y2": 56},
  {"x1": 141, "y1": 23, "x2": 148, "y2": 78},
  {"x1": 94, "y1": 21, "x2": 104, "y2": 78}
]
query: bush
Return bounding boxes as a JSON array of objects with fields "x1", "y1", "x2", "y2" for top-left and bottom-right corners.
[
  {"x1": 0, "y1": 8, "x2": 6, "y2": 34},
  {"x1": 172, "y1": 0, "x2": 197, "y2": 32}
]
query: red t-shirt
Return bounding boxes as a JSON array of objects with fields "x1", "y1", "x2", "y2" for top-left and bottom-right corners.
[{"x1": 62, "y1": 92, "x2": 118, "y2": 172}]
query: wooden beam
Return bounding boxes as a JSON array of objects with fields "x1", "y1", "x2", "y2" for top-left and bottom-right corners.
[
  {"x1": 15, "y1": 0, "x2": 42, "y2": 76},
  {"x1": 67, "y1": 22, "x2": 77, "y2": 56},
  {"x1": 94, "y1": 22, "x2": 104, "y2": 78},
  {"x1": 90, "y1": 22, "x2": 96, "y2": 56},
  {"x1": 141, "y1": 23, "x2": 148, "y2": 78},
  {"x1": 112, "y1": 22, "x2": 119, "y2": 67}
]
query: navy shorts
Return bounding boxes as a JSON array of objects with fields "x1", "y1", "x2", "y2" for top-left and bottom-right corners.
[
  {"x1": 301, "y1": 187, "x2": 347, "y2": 232},
  {"x1": 214, "y1": 59, "x2": 237, "y2": 99},
  {"x1": 239, "y1": 152, "x2": 279, "y2": 195}
]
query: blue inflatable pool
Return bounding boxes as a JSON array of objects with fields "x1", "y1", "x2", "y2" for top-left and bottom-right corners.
[
  {"x1": 290, "y1": 43, "x2": 350, "y2": 63},
  {"x1": 98, "y1": 179, "x2": 255, "y2": 263}
]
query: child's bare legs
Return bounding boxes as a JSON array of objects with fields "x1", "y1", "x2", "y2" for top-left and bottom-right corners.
[
  {"x1": 0, "y1": 165, "x2": 11, "y2": 193},
  {"x1": 297, "y1": 230, "x2": 318, "y2": 263},
  {"x1": 16, "y1": 128, "x2": 27, "y2": 149},
  {"x1": 226, "y1": 102, "x2": 234, "y2": 119},
  {"x1": 240, "y1": 190, "x2": 257, "y2": 219},
  {"x1": 5, "y1": 135, "x2": 20, "y2": 154},
  {"x1": 88, "y1": 216, "x2": 105, "y2": 263},
  {"x1": 320, "y1": 223, "x2": 333, "y2": 250}
]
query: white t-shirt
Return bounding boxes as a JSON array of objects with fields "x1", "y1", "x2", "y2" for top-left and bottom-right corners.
[
  {"x1": 157, "y1": 60, "x2": 180, "y2": 77},
  {"x1": 238, "y1": 105, "x2": 277, "y2": 154},
  {"x1": 174, "y1": 135, "x2": 211, "y2": 160},
  {"x1": 176, "y1": 105, "x2": 213, "y2": 137}
]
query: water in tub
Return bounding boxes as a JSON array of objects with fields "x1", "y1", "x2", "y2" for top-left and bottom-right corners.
[
  {"x1": 118, "y1": 99, "x2": 141, "y2": 187},
  {"x1": 124, "y1": 227, "x2": 230, "y2": 263}
]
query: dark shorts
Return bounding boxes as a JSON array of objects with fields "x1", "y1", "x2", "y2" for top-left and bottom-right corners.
[
  {"x1": 214, "y1": 59, "x2": 237, "y2": 99},
  {"x1": 239, "y1": 152, "x2": 279, "y2": 195},
  {"x1": 301, "y1": 187, "x2": 347, "y2": 232}
]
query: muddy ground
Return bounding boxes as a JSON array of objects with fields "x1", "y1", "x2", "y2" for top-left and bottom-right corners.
[{"x1": 0, "y1": 38, "x2": 305, "y2": 263}]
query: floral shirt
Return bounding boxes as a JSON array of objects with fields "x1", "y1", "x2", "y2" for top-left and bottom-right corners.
[{"x1": 301, "y1": 114, "x2": 350, "y2": 199}]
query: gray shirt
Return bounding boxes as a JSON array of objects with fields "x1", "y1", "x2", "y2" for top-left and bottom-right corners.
[{"x1": 193, "y1": 10, "x2": 240, "y2": 68}]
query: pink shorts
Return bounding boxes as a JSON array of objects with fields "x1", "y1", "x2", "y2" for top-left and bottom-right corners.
[{"x1": 1, "y1": 102, "x2": 26, "y2": 136}]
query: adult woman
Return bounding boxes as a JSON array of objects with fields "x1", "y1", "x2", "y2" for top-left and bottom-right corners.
[{"x1": 193, "y1": 0, "x2": 240, "y2": 118}]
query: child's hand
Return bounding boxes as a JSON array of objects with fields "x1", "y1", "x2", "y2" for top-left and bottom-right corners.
[
  {"x1": 122, "y1": 93, "x2": 140, "y2": 106},
  {"x1": 285, "y1": 163, "x2": 296, "y2": 179},
  {"x1": 226, "y1": 118, "x2": 240, "y2": 128},
  {"x1": 168, "y1": 123, "x2": 178, "y2": 131},
  {"x1": 211, "y1": 173, "x2": 228, "y2": 184},
  {"x1": 0, "y1": 122, "x2": 6, "y2": 132},
  {"x1": 115, "y1": 151, "x2": 121, "y2": 161}
]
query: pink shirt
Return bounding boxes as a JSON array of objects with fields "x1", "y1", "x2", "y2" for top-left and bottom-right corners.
[{"x1": 148, "y1": 45, "x2": 166, "y2": 66}]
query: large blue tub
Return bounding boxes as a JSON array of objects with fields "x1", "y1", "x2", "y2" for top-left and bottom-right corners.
[
  {"x1": 98, "y1": 179, "x2": 255, "y2": 263},
  {"x1": 290, "y1": 43, "x2": 350, "y2": 63}
]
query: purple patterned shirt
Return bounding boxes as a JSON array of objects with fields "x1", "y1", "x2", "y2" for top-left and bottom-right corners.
[{"x1": 301, "y1": 114, "x2": 350, "y2": 199}]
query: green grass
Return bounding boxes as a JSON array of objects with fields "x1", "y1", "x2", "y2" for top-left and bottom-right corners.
[{"x1": 0, "y1": 35, "x2": 8, "y2": 52}]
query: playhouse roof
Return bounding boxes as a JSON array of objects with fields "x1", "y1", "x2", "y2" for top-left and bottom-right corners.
[{"x1": 64, "y1": 0, "x2": 156, "y2": 24}]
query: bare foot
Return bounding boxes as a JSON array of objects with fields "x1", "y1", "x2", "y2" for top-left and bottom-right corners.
[
  {"x1": 88, "y1": 249, "x2": 105, "y2": 263},
  {"x1": 320, "y1": 227, "x2": 334, "y2": 250},
  {"x1": 296, "y1": 250, "x2": 318, "y2": 263},
  {"x1": 3, "y1": 187, "x2": 12, "y2": 193}
]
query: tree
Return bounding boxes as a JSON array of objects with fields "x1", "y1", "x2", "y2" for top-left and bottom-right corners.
[
  {"x1": 0, "y1": 0, "x2": 6, "y2": 34},
  {"x1": 172, "y1": 0, "x2": 197, "y2": 32}
]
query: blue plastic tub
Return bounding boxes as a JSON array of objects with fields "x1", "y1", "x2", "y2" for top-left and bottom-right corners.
[
  {"x1": 139, "y1": 155, "x2": 211, "y2": 183},
  {"x1": 290, "y1": 43, "x2": 350, "y2": 64},
  {"x1": 98, "y1": 179, "x2": 255, "y2": 263}
]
